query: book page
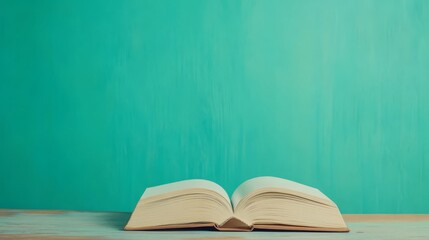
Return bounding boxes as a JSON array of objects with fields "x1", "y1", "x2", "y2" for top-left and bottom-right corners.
[
  {"x1": 142, "y1": 179, "x2": 230, "y2": 203},
  {"x1": 231, "y1": 176, "x2": 331, "y2": 208}
]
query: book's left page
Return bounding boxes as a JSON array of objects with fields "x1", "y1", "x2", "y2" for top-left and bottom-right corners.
[
  {"x1": 142, "y1": 179, "x2": 230, "y2": 202},
  {"x1": 125, "y1": 179, "x2": 233, "y2": 230}
]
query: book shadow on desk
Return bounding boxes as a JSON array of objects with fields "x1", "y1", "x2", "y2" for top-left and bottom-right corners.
[{"x1": 121, "y1": 227, "x2": 346, "y2": 232}]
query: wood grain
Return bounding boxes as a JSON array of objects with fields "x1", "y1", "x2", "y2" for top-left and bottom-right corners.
[{"x1": 1, "y1": 210, "x2": 429, "y2": 240}]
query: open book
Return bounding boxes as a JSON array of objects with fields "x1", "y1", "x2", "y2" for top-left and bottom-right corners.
[{"x1": 125, "y1": 176, "x2": 349, "y2": 232}]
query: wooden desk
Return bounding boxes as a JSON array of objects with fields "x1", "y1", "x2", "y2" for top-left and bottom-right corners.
[{"x1": 1, "y1": 209, "x2": 428, "y2": 239}]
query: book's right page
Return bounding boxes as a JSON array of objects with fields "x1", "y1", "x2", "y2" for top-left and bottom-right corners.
[
  {"x1": 231, "y1": 176, "x2": 333, "y2": 209},
  {"x1": 231, "y1": 176, "x2": 349, "y2": 232}
]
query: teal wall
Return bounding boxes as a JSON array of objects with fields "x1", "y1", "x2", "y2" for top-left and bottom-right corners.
[{"x1": 1, "y1": 0, "x2": 428, "y2": 213}]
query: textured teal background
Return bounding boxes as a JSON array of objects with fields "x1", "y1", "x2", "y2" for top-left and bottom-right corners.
[{"x1": 1, "y1": 0, "x2": 428, "y2": 213}]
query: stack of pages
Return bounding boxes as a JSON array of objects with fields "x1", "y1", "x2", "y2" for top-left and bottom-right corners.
[{"x1": 125, "y1": 176, "x2": 349, "y2": 232}]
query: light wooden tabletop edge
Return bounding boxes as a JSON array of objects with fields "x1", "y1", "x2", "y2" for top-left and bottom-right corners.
[{"x1": 1, "y1": 209, "x2": 429, "y2": 222}]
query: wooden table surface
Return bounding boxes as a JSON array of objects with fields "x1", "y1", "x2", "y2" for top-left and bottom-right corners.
[{"x1": 1, "y1": 209, "x2": 429, "y2": 240}]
